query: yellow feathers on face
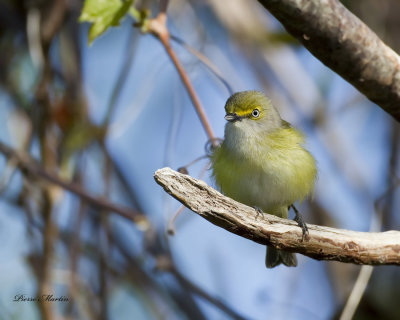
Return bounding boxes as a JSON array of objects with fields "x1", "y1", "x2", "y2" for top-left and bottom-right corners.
[{"x1": 211, "y1": 91, "x2": 317, "y2": 268}]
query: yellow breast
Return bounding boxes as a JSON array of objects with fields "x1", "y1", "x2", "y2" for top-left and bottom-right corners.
[{"x1": 211, "y1": 126, "x2": 317, "y2": 216}]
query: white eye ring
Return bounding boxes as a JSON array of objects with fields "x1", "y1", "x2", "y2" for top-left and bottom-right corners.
[{"x1": 251, "y1": 109, "x2": 260, "y2": 118}]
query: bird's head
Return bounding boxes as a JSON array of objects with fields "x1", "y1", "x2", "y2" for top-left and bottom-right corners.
[{"x1": 224, "y1": 91, "x2": 283, "y2": 133}]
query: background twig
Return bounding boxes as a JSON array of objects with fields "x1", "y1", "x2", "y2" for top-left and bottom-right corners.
[
  {"x1": 0, "y1": 141, "x2": 146, "y2": 223},
  {"x1": 145, "y1": 13, "x2": 216, "y2": 144}
]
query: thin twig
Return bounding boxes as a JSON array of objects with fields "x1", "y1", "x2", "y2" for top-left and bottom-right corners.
[
  {"x1": 177, "y1": 154, "x2": 208, "y2": 173},
  {"x1": 159, "y1": 0, "x2": 169, "y2": 14},
  {"x1": 38, "y1": 193, "x2": 57, "y2": 320},
  {"x1": 168, "y1": 160, "x2": 210, "y2": 235},
  {"x1": 99, "y1": 142, "x2": 146, "y2": 213},
  {"x1": 170, "y1": 35, "x2": 234, "y2": 95},
  {"x1": 67, "y1": 200, "x2": 88, "y2": 318},
  {"x1": 109, "y1": 229, "x2": 206, "y2": 319},
  {"x1": 97, "y1": 156, "x2": 112, "y2": 319},
  {"x1": 146, "y1": 13, "x2": 216, "y2": 145},
  {"x1": 339, "y1": 266, "x2": 373, "y2": 320},
  {"x1": 0, "y1": 141, "x2": 147, "y2": 224},
  {"x1": 170, "y1": 266, "x2": 248, "y2": 320},
  {"x1": 340, "y1": 169, "x2": 400, "y2": 319},
  {"x1": 152, "y1": 255, "x2": 246, "y2": 319},
  {"x1": 102, "y1": 28, "x2": 138, "y2": 127},
  {"x1": 0, "y1": 157, "x2": 18, "y2": 194},
  {"x1": 167, "y1": 205, "x2": 185, "y2": 235},
  {"x1": 41, "y1": 0, "x2": 67, "y2": 43}
]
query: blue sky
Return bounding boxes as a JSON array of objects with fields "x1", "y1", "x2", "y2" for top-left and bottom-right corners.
[{"x1": 0, "y1": 3, "x2": 397, "y2": 319}]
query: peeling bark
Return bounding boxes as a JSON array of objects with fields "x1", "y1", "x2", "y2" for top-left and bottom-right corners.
[{"x1": 154, "y1": 167, "x2": 400, "y2": 265}]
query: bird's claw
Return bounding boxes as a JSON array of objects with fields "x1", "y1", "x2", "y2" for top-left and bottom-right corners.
[
  {"x1": 290, "y1": 205, "x2": 309, "y2": 241},
  {"x1": 253, "y1": 206, "x2": 263, "y2": 220},
  {"x1": 294, "y1": 214, "x2": 309, "y2": 241}
]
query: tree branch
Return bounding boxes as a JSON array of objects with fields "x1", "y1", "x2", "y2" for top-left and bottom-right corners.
[
  {"x1": 154, "y1": 167, "x2": 400, "y2": 265},
  {"x1": 145, "y1": 12, "x2": 217, "y2": 144},
  {"x1": 0, "y1": 141, "x2": 147, "y2": 224},
  {"x1": 258, "y1": 0, "x2": 400, "y2": 122}
]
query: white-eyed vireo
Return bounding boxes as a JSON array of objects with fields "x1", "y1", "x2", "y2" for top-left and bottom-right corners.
[{"x1": 211, "y1": 91, "x2": 317, "y2": 268}]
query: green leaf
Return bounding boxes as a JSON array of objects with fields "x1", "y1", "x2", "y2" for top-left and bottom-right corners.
[{"x1": 79, "y1": 0, "x2": 133, "y2": 44}]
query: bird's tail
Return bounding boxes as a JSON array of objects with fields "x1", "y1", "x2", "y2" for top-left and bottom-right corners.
[{"x1": 265, "y1": 246, "x2": 297, "y2": 268}]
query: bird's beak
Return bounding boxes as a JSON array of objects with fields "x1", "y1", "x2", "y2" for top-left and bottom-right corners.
[{"x1": 224, "y1": 113, "x2": 241, "y2": 122}]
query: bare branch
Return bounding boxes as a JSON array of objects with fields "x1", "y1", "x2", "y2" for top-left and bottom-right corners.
[
  {"x1": 145, "y1": 13, "x2": 217, "y2": 144},
  {"x1": 168, "y1": 264, "x2": 247, "y2": 320},
  {"x1": 170, "y1": 35, "x2": 234, "y2": 95},
  {"x1": 258, "y1": 0, "x2": 400, "y2": 122},
  {"x1": 154, "y1": 167, "x2": 400, "y2": 265},
  {"x1": 0, "y1": 141, "x2": 147, "y2": 225},
  {"x1": 339, "y1": 265, "x2": 374, "y2": 320}
]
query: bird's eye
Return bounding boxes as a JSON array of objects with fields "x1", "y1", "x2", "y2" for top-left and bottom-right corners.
[{"x1": 251, "y1": 109, "x2": 260, "y2": 118}]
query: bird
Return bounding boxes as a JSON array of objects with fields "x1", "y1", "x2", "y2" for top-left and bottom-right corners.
[{"x1": 211, "y1": 91, "x2": 317, "y2": 268}]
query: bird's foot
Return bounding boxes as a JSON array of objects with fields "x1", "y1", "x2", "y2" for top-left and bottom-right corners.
[
  {"x1": 253, "y1": 206, "x2": 264, "y2": 220},
  {"x1": 290, "y1": 205, "x2": 309, "y2": 241}
]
